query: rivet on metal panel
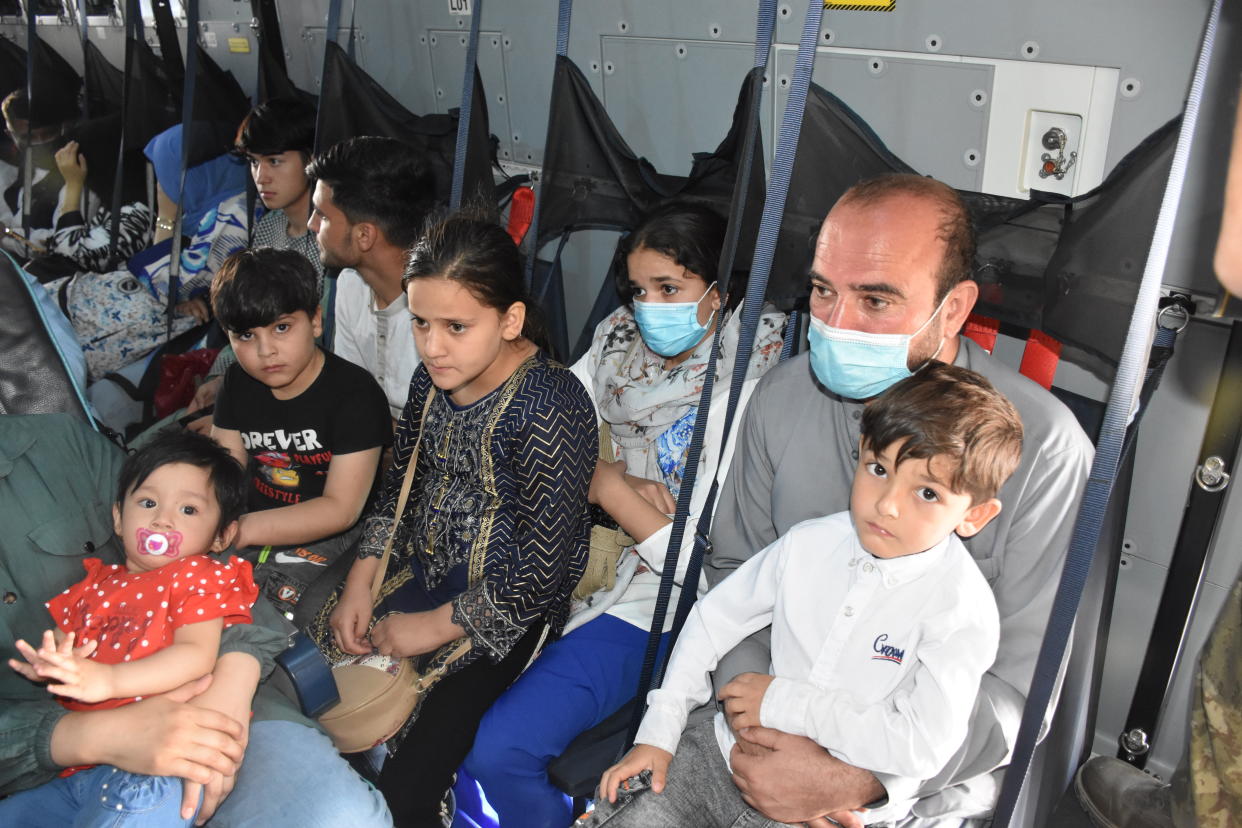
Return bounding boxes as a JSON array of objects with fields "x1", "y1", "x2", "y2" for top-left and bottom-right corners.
[
  {"x1": 963, "y1": 149, "x2": 981, "y2": 168},
  {"x1": 1021, "y1": 40, "x2": 1040, "y2": 60},
  {"x1": 503, "y1": 36, "x2": 511, "y2": 48},
  {"x1": 778, "y1": 5, "x2": 791, "y2": 19},
  {"x1": 1121, "y1": 538, "x2": 1135, "y2": 553},
  {"x1": 925, "y1": 34, "x2": 941, "y2": 52},
  {"x1": 497, "y1": 94, "x2": 505, "y2": 105},
  {"x1": 420, "y1": 34, "x2": 427, "y2": 44},
  {"x1": 604, "y1": 61, "x2": 615, "y2": 75},
  {"x1": 436, "y1": 88, "x2": 444, "y2": 98},
  {"x1": 778, "y1": 75, "x2": 789, "y2": 89},
  {"x1": 618, "y1": 20, "x2": 628, "y2": 33},
  {"x1": 491, "y1": 37, "x2": 499, "y2": 48},
  {"x1": 460, "y1": 35, "x2": 467, "y2": 46},
  {"x1": 970, "y1": 89, "x2": 988, "y2": 108},
  {"x1": 513, "y1": 133, "x2": 521, "y2": 142},
  {"x1": 675, "y1": 43, "x2": 687, "y2": 59},
  {"x1": 867, "y1": 57, "x2": 884, "y2": 76},
  {"x1": 430, "y1": 34, "x2": 438, "y2": 46},
  {"x1": 1120, "y1": 78, "x2": 1142, "y2": 99},
  {"x1": 822, "y1": 29, "x2": 834, "y2": 43},
  {"x1": 709, "y1": 24, "x2": 721, "y2": 39},
  {"x1": 590, "y1": 60, "x2": 600, "y2": 73}
]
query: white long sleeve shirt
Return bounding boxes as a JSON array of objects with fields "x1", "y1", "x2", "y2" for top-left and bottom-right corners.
[{"x1": 637, "y1": 511, "x2": 1000, "y2": 809}]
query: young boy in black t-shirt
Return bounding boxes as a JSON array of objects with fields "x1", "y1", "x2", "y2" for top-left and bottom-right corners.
[{"x1": 210, "y1": 247, "x2": 391, "y2": 613}]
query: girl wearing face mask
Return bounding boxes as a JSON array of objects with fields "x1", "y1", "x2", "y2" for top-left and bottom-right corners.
[{"x1": 463, "y1": 200, "x2": 785, "y2": 828}]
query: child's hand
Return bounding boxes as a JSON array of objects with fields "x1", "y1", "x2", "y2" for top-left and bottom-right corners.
[
  {"x1": 54, "y1": 140, "x2": 87, "y2": 189},
  {"x1": 717, "y1": 671, "x2": 775, "y2": 732},
  {"x1": 598, "y1": 744, "x2": 672, "y2": 804},
  {"x1": 330, "y1": 583, "x2": 375, "y2": 655},
  {"x1": 10, "y1": 630, "x2": 112, "y2": 702},
  {"x1": 588, "y1": 459, "x2": 628, "y2": 506},
  {"x1": 821, "y1": 806, "x2": 868, "y2": 827}
]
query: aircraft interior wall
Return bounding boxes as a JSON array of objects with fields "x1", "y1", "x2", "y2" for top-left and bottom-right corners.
[{"x1": 6, "y1": 0, "x2": 1242, "y2": 806}]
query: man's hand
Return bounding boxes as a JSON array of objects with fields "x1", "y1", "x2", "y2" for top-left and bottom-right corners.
[
  {"x1": 330, "y1": 581, "x2": 375, "y2": 655},
  {"x1": 50, "y1": 674, "x2": 246, "y2": 785},
  {"x1": 729, "y1": 726, "x2": 883, "y2": 824},
  {"x1": 598, "y1": 744, "x2": 672, "y2": 804},
  {"x1": 181, "y1": 653, "x2": 258, "y2": 824},
  {"x1": 10, "y1": 630, "x2": 112, "y2": 702},
  {"x1": 717, "y1": 671, "x2": 774, "y2": 732}
]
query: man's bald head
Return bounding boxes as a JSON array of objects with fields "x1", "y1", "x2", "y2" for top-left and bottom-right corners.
[{"x1": 833, "y1": 174, "x2": 976, "y2": 302}]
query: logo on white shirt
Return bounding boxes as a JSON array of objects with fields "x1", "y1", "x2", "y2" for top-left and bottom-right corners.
[{"x1": 872, "y1": 633, "x2": 905, "y2": 665}]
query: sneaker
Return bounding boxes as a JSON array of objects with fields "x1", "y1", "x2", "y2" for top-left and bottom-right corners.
[{"x1": 1074, "y1": 755, "x2": 1174, "y2": 828}]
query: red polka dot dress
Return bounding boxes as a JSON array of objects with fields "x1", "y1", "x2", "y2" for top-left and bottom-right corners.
[{"x1": 46, "y1": 556, "x2": 258, "y2": 712}]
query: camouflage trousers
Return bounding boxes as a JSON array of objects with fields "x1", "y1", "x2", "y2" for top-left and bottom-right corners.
[{"x1": 1170, "y1": 577, "x2": 1242, "y2": 828}]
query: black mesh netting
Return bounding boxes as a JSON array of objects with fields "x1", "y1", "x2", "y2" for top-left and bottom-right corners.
[
  {"x1": 762, "y1": 83, "x2": 1178, "y2": 370},
  {"x1": 315, "y1": 40, "x2": 495, "y2": 208}
]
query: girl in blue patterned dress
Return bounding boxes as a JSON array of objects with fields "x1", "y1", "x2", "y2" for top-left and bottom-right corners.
[
  {"x1": 464, "y1": 200, "x2": 786, "y2": 827},
  {"x1": 309, "y1": 210, "x2": 596, "y2": 827}
]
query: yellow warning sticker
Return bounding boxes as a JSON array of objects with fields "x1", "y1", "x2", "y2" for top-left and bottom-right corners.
[
  {"x1": 825, "y1": 0, "x2": 895, "y2": 10},
  {"x1": 227, "y1": 37, "x2": 251, "y2": 54}
]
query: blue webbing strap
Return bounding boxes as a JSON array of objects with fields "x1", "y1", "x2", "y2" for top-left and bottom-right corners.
[
  {"x1": 107, "y1": 0, "x2": 140, "y2": 268},
  {"x1": 520, "y1": 0, "x2": 572, "y2": 289},
  {"x1": 76, "y1": 0, "x2": 90, "y2": 120},
  {"x1": 449, "y1": 0, "x2": 484, "y2": 209},
  {"x1": 313, "y1": 0, "x2": 344, "y2": 155},
  {"x1": 991, "y1": 0, "x2": 1222, "y2": 824},
  {"x1": 165, "y1": 0, "x2": 200, "y2": 338},
  {"x1": 21, "y1": 5, "x2": 34, "y2": 239},
  {"x1": 659, "y1": 0, "x2": 817, "y2": 683},
  {"x1": 780, "y1": 309, "x2": 799, "y2": 360},
  {"x1": 628, "y1": 0, "x2": 793, "y2": 737},
  {"x1": 346, "y1": 0, "x2": 357, "y2": 62}
]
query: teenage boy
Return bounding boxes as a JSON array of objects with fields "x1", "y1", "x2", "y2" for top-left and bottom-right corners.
[
  {"x1": 585, "y1": 363, "x2": 1023, "y2": 827},
  {"x1": 209, "y1": 247, "x2": 390, "y2": 613},
  {"x1": 184, "y1": 98, "x2": 324, "y2": 434},
  {"x1": 307, "y1": 136, "x2": 436, "y2": 420}
]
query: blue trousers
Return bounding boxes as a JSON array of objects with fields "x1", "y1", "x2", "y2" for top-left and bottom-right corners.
[
  {"x1": 0, "y1": 764, "x2": 197, "y2": 827},
  {"x1": 463, "y1": 614, "x2": 668, "y2": 828},
  {"x1": 0, "y1": 720, "x2": 390, "y2": 828}
]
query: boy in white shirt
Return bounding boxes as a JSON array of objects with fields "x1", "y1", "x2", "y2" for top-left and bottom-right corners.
[{"x1": 584, "y1": 362, "x2": 1024, "y2": 827}]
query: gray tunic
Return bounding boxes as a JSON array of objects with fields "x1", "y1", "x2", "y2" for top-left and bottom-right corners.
[{"x1": 707, "y1": 337, "x2": 1094, "y2": 822}]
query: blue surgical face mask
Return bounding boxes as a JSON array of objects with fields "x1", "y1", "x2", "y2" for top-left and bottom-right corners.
[
  {"x1": 632, "y1": 282, "x2": 717, "y2": 358},
  {"x1": 806, "y1": 294, "x2": 948, "y2": 399}
]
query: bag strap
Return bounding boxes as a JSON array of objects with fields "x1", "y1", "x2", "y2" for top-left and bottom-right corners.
[{"x1": 370, "y1": 386, "x2": 437, "y2": 603}]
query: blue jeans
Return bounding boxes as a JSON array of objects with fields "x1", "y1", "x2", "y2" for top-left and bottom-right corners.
[
  {"x1": 463, "y1": 614, "x2": 668, "y2": 828},
  {"x1": 208, "y1": 720, "x2": 391, "y2": 827},
  {"x1": 0, "y1": 720, "x2": 390, "y2": 828},
  {"x1": 0, "y1": 764, "x2": 197, "y2": 827}
]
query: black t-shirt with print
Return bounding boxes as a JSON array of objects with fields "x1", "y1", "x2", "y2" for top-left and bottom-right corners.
[{"x1": 215, "y1": 349, "x2": 392, "y2": 512}]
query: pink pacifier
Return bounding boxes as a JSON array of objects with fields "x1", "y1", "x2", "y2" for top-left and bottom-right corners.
[{"x1": 137, "y1": 527, "x2": 183, "y2": 557}]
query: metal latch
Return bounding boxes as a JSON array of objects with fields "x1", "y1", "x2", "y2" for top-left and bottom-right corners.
[
  {"x1": 1039, "y1": 127, "x2": 1078, "y2": 181},
  {"x1": 1195, "y1": 455, "x2": 1230, "y2": 493}
]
